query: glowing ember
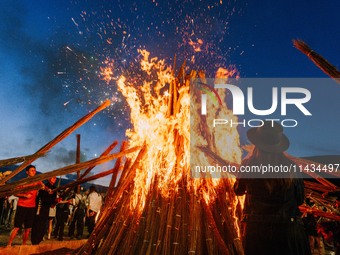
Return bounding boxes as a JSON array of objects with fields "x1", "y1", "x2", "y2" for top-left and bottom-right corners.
[
  {"x1": 100, "y1": 58, "x2": 115, "y2": 83},
  {"x1": 188, "y1": 38, "x2": 204, "y2": 52}
]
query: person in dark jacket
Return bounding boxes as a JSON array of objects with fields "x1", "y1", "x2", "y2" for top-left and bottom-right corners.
[
  {"x1": 31, "y1": 176, "x2": 57, "y2": 244},
  {"x1": 53, "y1": 190, "x2": 72, "y2": 241},
  {"x1": 234, "y1": 121, "x2": 311, "y2": 255}
]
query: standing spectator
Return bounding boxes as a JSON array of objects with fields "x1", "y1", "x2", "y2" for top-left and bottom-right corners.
[
  {"x1": 1, "y1": 197, "x2": 10, "y2": 227},
  {"x1": 317, "y1": 221, "x2": 340, "y2": 255},
  {"x1": 69, "y1": 186, "x2": 86, "y2": 239},
  {"x1": 47, "y1": 205, "x2": 56, "y2": 239},
  {"x1": 0, "y1": 197, "x2": 5, "y2": 225},
  {"x1": 0, "y1": 171, "x2": 12, "y2": 224},
  {"x1": 7, "y1": 165, "x2": 44, "y2": 246},
  {"x1": 6, "y1": 195, "x2": 19, "y2": 229},
  {"x1": 53, "y1": 190, "x2": 72, "y2": 241},
  {"x1": 31, "y1": 176, "x2": 57, "y2": 245},
  {"x1": 233, "y1": 121, "x2": 311, "y2": 255},
  {"x1": 86, "y1": 186, "x2": 103, "y2": 236},
  {"x1": 303, "y1": 213, "x2": 324, "y2": 255}
]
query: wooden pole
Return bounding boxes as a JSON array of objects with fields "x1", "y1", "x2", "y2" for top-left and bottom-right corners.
[
  {"x1": 0, "y1": 146, "x2": 140, "y2": 195},
  {"x1": 53, "y1": 165, "x2": 120, "y2": 193},
  {"x1": 106, "y1": 141, "x2": 128, "y2": 198},
  {"x1": 0, "y1": 153, "x2": 44, "y2": 168},
  {"x1": 78, "y1": 140, "x2": 119, "y2": 180},
  {"x1": 76, "y1": 134, "x2": 81, "y2": 193},
  {"x1": 293, "y1": 39, "x2": 340, "y2": 84},
  {"x1": 0, "y1": 99, "x2": 111, "y2": 185},
  {"x1": 77, "y1": 145, "x2": 146, "y2": 255}
]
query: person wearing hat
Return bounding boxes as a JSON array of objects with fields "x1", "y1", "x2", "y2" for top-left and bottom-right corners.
[{"x1": 234, "y1": 121, "x2": 311, "y2": 255}]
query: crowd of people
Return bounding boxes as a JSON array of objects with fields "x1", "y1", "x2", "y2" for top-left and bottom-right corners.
[{"x1": 0, "y1": 165, "x2": 103, "y2": 247}]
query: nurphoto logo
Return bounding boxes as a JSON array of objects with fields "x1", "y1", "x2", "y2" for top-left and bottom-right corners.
[{"x1": 194, "y1": 78, "x2": 314, "y2": 128}]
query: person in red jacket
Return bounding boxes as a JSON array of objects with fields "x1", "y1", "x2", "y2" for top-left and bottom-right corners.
[{"x1": 7, "y1": 165, "x2": 44, "y2": 246}]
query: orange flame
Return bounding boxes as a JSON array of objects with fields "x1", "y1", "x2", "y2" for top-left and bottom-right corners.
[{"x1": 116, "y1": 50, "x2": 242, "y2": 221}]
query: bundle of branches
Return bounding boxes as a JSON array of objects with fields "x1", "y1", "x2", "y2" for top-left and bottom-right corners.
[{"x1": 293, "y1": 39, "x2": 340, "y2": 84}]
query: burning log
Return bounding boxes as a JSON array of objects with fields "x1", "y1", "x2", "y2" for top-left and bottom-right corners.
[
  {"x1": 302, "y1": 186, "x2": 340, "y2": 221},
  {"x1": 0, "y1": 100, "x2": 111, "y2": 185},
  {"x1": 201, "y1": 197, "x2": 233, "y2": 254},
  {"x1": 73, "y1": 48, "x2": 338, "y2": 254},
  {"x1": 293, "y1": 39, "x2": 340, "y2": 84}
]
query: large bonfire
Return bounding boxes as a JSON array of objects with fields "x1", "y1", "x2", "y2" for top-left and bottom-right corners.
[
  {"x1": 1, "y1": 41, "x2": 338, "y2": 255},
  {"x1": 77, "y1": 50, "x2": 244, "y2": 254}
]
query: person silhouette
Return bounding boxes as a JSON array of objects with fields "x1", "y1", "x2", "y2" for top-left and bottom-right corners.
[{"x1": 234, "y1": 121, "x2": 311, "y2": 255}]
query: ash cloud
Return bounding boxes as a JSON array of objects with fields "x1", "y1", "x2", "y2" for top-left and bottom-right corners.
[{"x1": 53, "y1": 147, "x2": 87, "y2": 166}]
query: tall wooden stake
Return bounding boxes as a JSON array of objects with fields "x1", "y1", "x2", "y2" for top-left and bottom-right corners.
[{"x1": 76, "y1": 134, "x2": 81, "y2": 193}]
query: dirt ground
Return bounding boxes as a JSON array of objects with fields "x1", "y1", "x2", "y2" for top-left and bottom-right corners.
[
  {"x1": 0, "y1": 224, "x2": 87, "y2": 246},
  {"x1": 0, "y1": 224, "x2": 334, "y2": 255}
]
